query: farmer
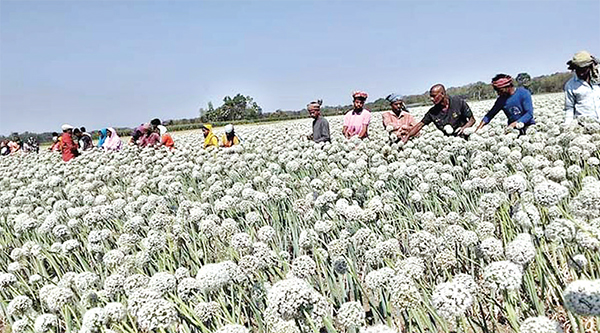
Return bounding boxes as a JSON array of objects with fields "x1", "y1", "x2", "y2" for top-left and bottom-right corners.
[
  {"x1": 130, "y1": 124, "x2": 145, "y2": 146},
  {"x1": 221, "y1": 124, "x2": 241, "y2": 147},
  {"x1": 402, "y1": 84, "x2": 475, "y2": 142},
  {"x1": 79, "y1": 127, "x2": 93, "y2": 151},
  {"x1": 0, "y1": 141, "x2": 8, "y2": 156},
  {"x1": 343, "y1": 91, "x2": 371, "y2": 139},
  {"x1": 102, "y1": 127, "x2": 123, "y2": 151},
  {"x1": 97, "y1": 128, "x2": 108, "y2": 148},
  {"x1": 382, "y1": 93, "x2": 417, "y2": 142},
  {"x1": 201, "y1": 124, "x2": 219, "y2": 148},
  {"x1": 60, "y1": 124, "x2": 79, "y2": 162},
  {"x1": 307, "y1": 100, "x2": 331, "y2": 143},
  {"x1": 475, "y1": 74, "x2": 535, "y2": 136},
  {"x1": 139, "y1": 124, "x2": 161, "y2": 148},
  {"x1": 564, "y1": 50, "x2": 600, "y2": 124},
  {"x1": 158, "y1": 125, "x2": 175, "y2": 150},
  {"x1": 49, "y1": 132, "x2": 62, "y2": 152}
]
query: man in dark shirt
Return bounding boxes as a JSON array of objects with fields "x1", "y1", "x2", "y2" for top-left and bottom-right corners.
[
  {"x1": 307, "y1": 100, "x2": 331, "y2": 143},
  {"x1": 402, "y1": 84, "x2": 475, "y2": 142}
]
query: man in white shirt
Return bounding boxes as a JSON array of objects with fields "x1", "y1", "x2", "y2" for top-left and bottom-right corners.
[{"x1": 564, "y1": 50, "x2": 600, "y2": 124}]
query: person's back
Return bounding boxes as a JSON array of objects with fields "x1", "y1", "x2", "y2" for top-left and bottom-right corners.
[{"x1": 61, "y1": 131, "x2": 79, "y2": 161}]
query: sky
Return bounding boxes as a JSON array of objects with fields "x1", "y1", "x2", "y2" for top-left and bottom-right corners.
[{"x1": 1, "y1": 0, "x2": 599, "y2": 135}]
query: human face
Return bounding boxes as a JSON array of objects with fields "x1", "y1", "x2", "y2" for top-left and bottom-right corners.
[
  {"x1": 494, "y1": 86, "x2": 511, "y2": 96},
  {"x1": 353, "y1": 98, "x2": 365, "y2": 111},
  {"x1": 308, "y1": 107, "x2": 320, "y2": 119},
  {"x1": 202, "y1": 128, "x2": 209, "y2": 137},
  {"x1": 429, "y1": 89, "x2": 445, "y2": 105},
  {"x1": 391, "y1": 100, "x2": 404, "y2": 113},
  {"x1": 575, "y1": 66, "x2": 591, "y2": 81}
]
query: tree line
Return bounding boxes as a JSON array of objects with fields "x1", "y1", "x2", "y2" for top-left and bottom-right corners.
[{"x1": 2, "y1": 71, "x2": 574, "y2": 143}]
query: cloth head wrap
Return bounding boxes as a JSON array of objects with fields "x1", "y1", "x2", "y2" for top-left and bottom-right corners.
[
  {"x1": 61, "y1": 124, "x2": 74, "y2": 131},
  {"x1": 567, "y1": 51, "x2": 597, "y2": 68},
  {"x1": 307, "y1": 100, "x2": 323, "y2": 109},
  {"x1": 386, "y1": 93, "x2": 403, "y2": 103},
  {"x1": 224, "y1": 124, "x2": 234, "y2": 134},
  {"x1": 157, "y1": 125, "x2": 167, "y2": 136},
  {"x1": 492, "y1": 76, "x2": 513, "y2": 88},
  {"x1": 352, "y1": 91, "x2": 368, "y2": 100},
  {"x1": 567, "y1": 50, "x2": 599, "y2": 84}
]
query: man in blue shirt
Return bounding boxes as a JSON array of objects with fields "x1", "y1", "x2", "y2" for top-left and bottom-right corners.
[{"x1": 476, "y1": 74, "x2": 535, "y2": 136}]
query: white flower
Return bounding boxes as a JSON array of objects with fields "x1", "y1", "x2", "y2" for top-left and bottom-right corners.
[
  {"x1": 563, "y1": 279, "x2": 600, "y2": 316},
  {"x1": 196, "y1": 261, "x2": 237, "y2": 293},
  {"x1": 432, "y1": 281, "x2": 473, "y2": 320},
  {"x1": 534, "y1": 181, "x2": 568, "y2": 207},
  {"x1": 360, "y1": 324, "x2": 398, "y2": 333},
  {"x1": 81, "y1": 307, "x2": 106, "y2": 333},
  {"x1": 505, "y1": 233, "x2": 536, "y2": 265},
  {"x1": 483, "y1": 261, "x2": 523, "y2": 292},
  {"x1": 7, "y1": 295, "x2": 33, "y2": 317},
  {"x1": 337, "y1": 301, "x2": 365, "y2": 328},
  {"x1": 137, "y1": 299, "x2": 178, "y2": 331},
  {"x1": 215, "y1": 324, "x2": 249, "y2": 333},
  {"x1": 290, "y1": 255, "x2": 316, "y2": 279},
  {"x1": 520, "y1": 316, "x2": 562, "y2": 333},
  {"x1": 34, "y1": 314, "x2": 57, "y2": 333}
]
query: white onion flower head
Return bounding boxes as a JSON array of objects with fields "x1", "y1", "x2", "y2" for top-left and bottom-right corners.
[
  {"x1": 337, "y1": 301, "x2": 365, "y2": 328},
  {"x1": 483, "y1": 261, "x2": 523, "y2": 292},
  {"x1": 520, "y1": 316, "x2": 563, "y2": 333},
  {"x1": 215, "y1": 324, "x2": 249, "y2": 333},
  {"x1": 563, "y1": 279, "x2": 600, "y2": 316},
  {"x1": 432, "y1": 281, "x2": 473, "y2": 320}
]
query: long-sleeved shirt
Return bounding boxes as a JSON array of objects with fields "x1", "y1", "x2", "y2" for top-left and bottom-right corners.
[
  {"x1": 564, "y1": 75, "x2": 600, "y2": 124},
  {"x1": 382, "y1": 110, "x2": 417, "y2": 138},
  {"x1": 482, "y1": 87, "x2": 535, "y2": 126},
  {"x1": 61, "y1": 133, "x2": 79, "y2": 162},
  {"x1": 312, "y1": 116, "x2": 331, "y2": 143}
]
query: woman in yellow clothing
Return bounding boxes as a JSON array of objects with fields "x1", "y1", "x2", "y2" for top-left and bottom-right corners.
[
  {"x1": 221, "y1": 124, "x2": 240, "y2": 147},
  {"x1": 201, "y1": 124, "x2": 219, "y2": 148}
]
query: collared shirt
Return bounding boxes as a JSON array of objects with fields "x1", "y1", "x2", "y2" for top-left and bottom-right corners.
[
  {"x1": 312, "y1": 116, "x2": 331, "y2": 143},
  {"x1": 564, "y1": 75, "x2": 600, "y2": 124},
  {"x1": 421, "y1": 95, "x2": 473, "y2": 135},
  {"x1": 382, "y1": 110, "x2": 417, "y2": 138},
  {"x1": 343, "y1": 109, "x2": 371, "y2": 137},
  {"x1": 482, "y1": 87, "x2": 535, "y2": 126}
]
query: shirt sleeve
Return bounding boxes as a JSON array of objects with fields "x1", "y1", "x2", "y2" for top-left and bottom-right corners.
[
  {"x1": 421, "y1": 110, "x2": 433, "y2": 125},
  {"x1": 461, "y1": 99, "x2": 473, "y2": 119},
  {"x1": 564, "y1": 81, "x2": 575, "y2": 125},
  {"x1": 482, "y1": 98, "x2": 503, "y2": 124},
  {"x1": 362, "y1": 111, "x2": 372, "y2": 125},
  {"x1": 516, "y1": 89, "x2": 534, "y2": 124}
]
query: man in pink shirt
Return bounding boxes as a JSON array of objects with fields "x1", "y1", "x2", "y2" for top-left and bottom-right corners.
[{"x1": 343, "y1": 91, "x2": 371, "y2": 139}]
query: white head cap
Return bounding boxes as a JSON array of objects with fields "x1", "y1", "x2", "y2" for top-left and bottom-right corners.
[
  {"x1": 224, "y1": 124, "x2": 234, "y2": 134},
  {"x1": 157, "y1": 125, "x2": 167, "y2": 136},
  {"x1": 61, "y1": 124, "x2": 74, "y2": 131}
]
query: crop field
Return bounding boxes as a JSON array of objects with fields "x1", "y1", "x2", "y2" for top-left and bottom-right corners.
[{"x1": 1, "y1": 92, "x2": 599, "y2": 333}]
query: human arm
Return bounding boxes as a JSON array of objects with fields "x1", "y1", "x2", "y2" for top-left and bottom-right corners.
[
  {"x1": 458, "y1": 115, "x2": 476, "y2": 135},
  {"x1": 358, "y1": 124, "x2": 369, "y2": 139},
  {"x1": 515, "y1": 89, "x2": 534, "y2": 125},
  {"x1": 477, "y1": 99, "x2": 502, "y2": 132},
  {"x1": 401, "y1": 122, "x2": 425, "y2": 143},
  {"x1": 564, "y1": 83, "x2": 575, "y2": 125}
]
